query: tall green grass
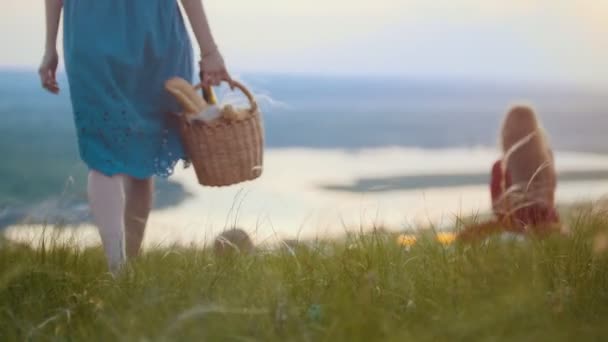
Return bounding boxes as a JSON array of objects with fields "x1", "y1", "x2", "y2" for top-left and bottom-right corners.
[{"x1": 1, "y1": 209, "x2": 608, "y2": 341}]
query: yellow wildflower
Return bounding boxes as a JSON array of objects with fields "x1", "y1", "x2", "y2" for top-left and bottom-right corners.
[
  {"x1": 436, "y1": 232, "x2": 457, "y2": 246},
  {"x1": 397, "y1": 234, "x2": 417, "y2": 247}
]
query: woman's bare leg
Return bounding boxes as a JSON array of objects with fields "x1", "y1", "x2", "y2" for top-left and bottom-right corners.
[
  {"x1": 123, "y1": 176, "x2": 154, "y2": 258},
  {"x1": 87, "y1": 170, "x2": 127, "y2": 275}
]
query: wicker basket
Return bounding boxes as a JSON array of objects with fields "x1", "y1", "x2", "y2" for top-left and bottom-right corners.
[{"x1": 176, "y1": 81, "x2": 264, "y2": 187}]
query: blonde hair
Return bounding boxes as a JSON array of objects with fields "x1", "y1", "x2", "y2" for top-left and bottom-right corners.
[{"x1": 500, "y1": 105, "x2": 556, "y2": 207}]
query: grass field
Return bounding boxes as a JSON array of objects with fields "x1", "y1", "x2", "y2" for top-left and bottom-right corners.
[{"x1": 1, "y1": 207, "x2": 608, "y2": 341}]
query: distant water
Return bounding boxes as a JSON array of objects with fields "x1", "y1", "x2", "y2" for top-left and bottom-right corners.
[
  {"x1": 2, "y1": 70, "x2": 608, "y2": 240},
  {"x1": 2, "y1": 70, "x2": 608, "y2": 151},
  {"x1": 6, "y1": 148, "x2": 608, "y2": 247}
]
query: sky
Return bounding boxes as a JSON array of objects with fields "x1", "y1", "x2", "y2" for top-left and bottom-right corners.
[{"x1": 1, "y1": 0, "x2": 607, "y2": 85}]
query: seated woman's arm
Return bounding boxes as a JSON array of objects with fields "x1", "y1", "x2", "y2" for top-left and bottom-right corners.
[{"x1": 490, "y1": 160, "x2": 505, "y2": 217}]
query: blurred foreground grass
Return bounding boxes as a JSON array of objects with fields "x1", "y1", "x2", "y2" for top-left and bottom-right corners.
[{"x1": 1, "y1": 207, "x2": 608, "y2": 341}]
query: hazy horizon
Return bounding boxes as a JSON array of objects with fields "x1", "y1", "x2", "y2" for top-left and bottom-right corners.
[{"x1": 2, "y1": 0, "x2": 607, "y2": 86}]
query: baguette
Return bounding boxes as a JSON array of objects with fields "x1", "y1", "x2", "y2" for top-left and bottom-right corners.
[{"x1": 164, "y1": 77, "x2": 207, "y2": 116}]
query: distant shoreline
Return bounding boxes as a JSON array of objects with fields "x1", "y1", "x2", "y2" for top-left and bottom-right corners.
[
  {"x1": 0, "y1": 179, "x2": 191, "y2": 230},
  {"x1": 321, "y1": 169, "x2": 608, "y2": 194}
]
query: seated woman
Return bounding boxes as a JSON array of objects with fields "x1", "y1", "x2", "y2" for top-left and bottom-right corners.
[{"x1": 459, "y1": 106, "x2": 559, "y2": 241}]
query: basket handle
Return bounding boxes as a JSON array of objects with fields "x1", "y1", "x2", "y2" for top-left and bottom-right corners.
[{"x1": 194, "y1": 81, "x2": 258, "y2": 114}]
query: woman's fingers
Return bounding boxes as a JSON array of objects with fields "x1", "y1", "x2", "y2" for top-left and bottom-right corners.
[
  {"x1": 46, "y1": 83, "x2": 60, "y2": 94},
  {"x1": 40, "y1": 69, "x2": 55, "y2": 90},
  {"x1": 45, "y1": 76, "x2": 60, "y2": 93},
  {"x1": 201, "y1": 69, "x2": 234, "y2": 88},
  {"x1": 39, "y1": 68, "x2": 60, "y2": 94},
  {"x1": 38, "y1": 68, "x2": 48, "y2": 87},
  {"x1": 218, "y1": 70, "x2": 235, "y2": 89},
  {"x1": 199, "y1": 49, "x2": 233, "y2": 88},
  {"x1": 201, "y1": 72, "x2": 224, "y2": 87},
  {"x1": 38, "y1": 51, "x2": 60, "y2": 94},
  {"x1": 201, "y1": 72, "x2": 218, "y2": 87}
]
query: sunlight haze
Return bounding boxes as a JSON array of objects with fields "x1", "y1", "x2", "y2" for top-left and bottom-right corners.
[{"x1": 1, "y1": 0, "x2": 607, "y2": 84}]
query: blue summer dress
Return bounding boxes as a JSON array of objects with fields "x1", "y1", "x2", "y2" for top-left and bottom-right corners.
[{"x1": 62, "y1": 0, "x2": 194, "y2": 179}]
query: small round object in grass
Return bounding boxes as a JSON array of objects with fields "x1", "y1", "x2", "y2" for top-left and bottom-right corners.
[{"x1": 213, "y1": 228, "x2": 255, "y2": 257}]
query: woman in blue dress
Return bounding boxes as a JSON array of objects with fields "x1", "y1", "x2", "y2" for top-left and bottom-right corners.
[{"x1": 40, "y1": 0, "x2": 232, "y2": 275}]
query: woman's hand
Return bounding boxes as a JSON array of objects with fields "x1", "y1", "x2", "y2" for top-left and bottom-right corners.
[
  {"x1": 199, "y1": 49, "x2": 232, "y2": 87},
  {"x1": 42, "y1": 0, "x2": 62, "y2": 94},
  {"x1": 39, "y1": 50, "x2": 60, "y2": 94},
  {"x1": 179, "y1": 0, "x2": 233, "y2": 87}
]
